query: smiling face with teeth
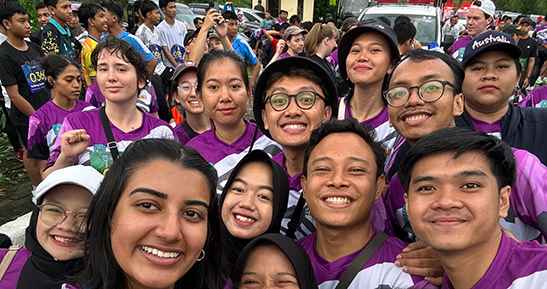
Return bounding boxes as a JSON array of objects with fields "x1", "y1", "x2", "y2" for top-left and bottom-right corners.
[
  {"x1": 110, "y1": 160, "x2": 210, "y2": 289},
  {"x1": 301, "y1": 132, "x2": 384, "y2": 230},
  {"x1": 388, "y1": 58, "x2": 464, "y2": 145},
  {"x1": 221, "y1": 161, "x2": 274, "y2": 240},
  {"x1": 36, "y1": 184, "x2": 94, "y2": 261},
  {"x1": 173, "y1": 69, "x2": 205, "y2": 116},
  {"x1": 262, "y1": 76, "x2": 332, "y2": 150}
]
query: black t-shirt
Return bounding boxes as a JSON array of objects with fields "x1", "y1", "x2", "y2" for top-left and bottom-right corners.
[
  {"x1": 0, "y1": 41, "x2": 50, "y2": 125},
  {"x1": 517, "y1": 36, "x2": 538, "y2": 71}
]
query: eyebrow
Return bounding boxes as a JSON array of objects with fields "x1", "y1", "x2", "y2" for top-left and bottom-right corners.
[
  {"x1": 392, "y1": 73, "x2": 445, "y2": 86},
  {"x1": 242, "y1": 271, "x2": 297, "y2": 278},
  {"x1": 232, "y1": 178, "x2": 274, "y2": 193},
  {"x1": 470, "y1": 58, "x2": 513, "y2": 65},
  {"x1": 412, "y1": 169, "x2": 488, "y2": 184},
  {"x1": 311, "y1": 156, "x2": 370, "y2": 165},
  {"x1": 271, "y1": 86, "x2": 317, "y2": 94},
  {"x1": 129, "y1": 188, "x2": 209, "y2": 208}
]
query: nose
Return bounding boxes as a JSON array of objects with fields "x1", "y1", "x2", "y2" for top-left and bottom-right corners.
[
  {"x1": 481, "y1": 66, "x2": 498, "y2": 81},
  {"x1": 283, "y1": 96, "x2": 303, "y2": 118},
  {"x1": 404, "y1": 87, "x2": 425, "y2": 107},
  {"x1": 55, "y1": 213, "x2": 79, "y2": 232},
  {"x1": 431, "y1": 187, "x2": 464, "y2": 211},
  {"x1": 238, "y1": 192, "x2": 256, "y2": 210},
  {"x1": 327, "y1": 168, "x2": 350, "y2": 188},
  {"x1": 155, "y1": 212, "x2": 183, "y2": 242},
  {"x1": 218, "y1": 88, "x2": 232, "y2": 103}
]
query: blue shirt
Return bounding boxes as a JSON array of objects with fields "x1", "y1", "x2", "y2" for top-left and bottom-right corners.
[
  {"x1": 118, "y1": 31, "x2": 154, "y2": 62},
  {"x1": 232, "y1": 37, "x2": 257, "y2": 65}
]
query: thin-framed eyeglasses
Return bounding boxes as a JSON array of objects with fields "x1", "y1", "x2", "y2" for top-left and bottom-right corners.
[
  {"x1": 178, "y1": 82, "x2": 198, "y2": 94},
  {"x1": 37, "y1": 204, "x2": 88, "y2": 231},
  {"x1": 384, "y1": 80, "x2": 457, "y2": 107},
  {"x1": 264, "y1": 91, "x2": 326, "y2": 111}
]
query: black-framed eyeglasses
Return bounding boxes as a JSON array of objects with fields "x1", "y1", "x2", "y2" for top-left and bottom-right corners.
[
  {"x1": 37, "y1": 204, "x2": 88, "y2": 231},
  {"x1": 384, "y1": 80, "x2": 457, "y2": 107},
  {"x1": 264, "y1": 91, "x2": 326, "y2": 111}
]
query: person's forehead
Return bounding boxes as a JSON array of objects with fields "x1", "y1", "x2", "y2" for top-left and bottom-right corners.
[
  {"x1": 467, "y1": 8, "x2": 485, "y2": 18},
  {"x1": 391, "y1": 58, "x2": 454, "y2": 85},
  {"x1": 311, "y1": 132, "x2": 374, "y2": 161},
  {"x1": 269, "y1": 75, "x2": 323, "y2": 93}
]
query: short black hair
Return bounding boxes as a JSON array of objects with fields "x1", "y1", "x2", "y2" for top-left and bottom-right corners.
[
  {"x1": 40, "y1": 54, "x2": 81, "y2": 89},
  {"x1": 303, "y1": 118, "x2": 386, "y2": 179},
  {"x1": 389, "y1": 49, "x2": 464, "y2": 94},
  {"x1": 44, "y1": 0, "x2": 59, "y2": 8},
  {"x1": 394, "y1": 15, "x2": 411, "y2": 25},
  {"x1": 78, "y1": 3, "x2": 105, "y2": 29},
  {"x1": 101, "y1": 1, "x2": 123, "y2": 24},
  {"x1": 139, "y1": 0, "x2": 158, "y2": 18},
  {"x1": 193, "y1": 17, "x2": 202, "y2": 25},
  {"x1": 301, "y1": 21, "x2": 313, "y2": 31},
  {"x1": 377, "y1": 16, "x2": 391, "y2": 26},
  {"x1": 289, "y1": 14, "x2": 301, "y2": 25},
  {"x1": 35, "y1": 2, "x2": 47, "y2": 10},
  {"x1": 159, "y1": 0, "x2": 174, "y2": 9},
  {"x1": 222, "y1": 10, "x2": 237, "y2": 21},
  {"x1": 280, "y1": 10, "x2": 288, "y2": 14},
  {"x1": 398, "y1": 127, "x2": 516, "y2": 193},
  {"x1": 0, "y1": 1, "x2": 27, "y2": 29},
  {"x1": 393, "y1": 19, "x2": 416, "y2": 45}
]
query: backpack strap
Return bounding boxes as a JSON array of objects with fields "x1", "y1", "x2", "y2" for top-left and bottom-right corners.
[
  {"x1": 334, "y1": 232, "x2": 390, "y2": 289},
  {"x1": 0, "y1": 245, "x2": 22, "y2": 281},
  {"x1": 180, "y1": 121, "x2": 197, "y2": 140},
  {"x1": 338, "y1": 96, "x2": 346, "y2": 120},
  {"x1": 99, "y1": 106, "x2": 120, "y2": 161}
]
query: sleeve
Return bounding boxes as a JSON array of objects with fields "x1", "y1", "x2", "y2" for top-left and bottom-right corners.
[
  {"x1": 512, "y1": 148, "x2": 547, "y2": 240},
  {"x1": 242, "y1": 41, "x2": 258, "y2": 65},
  {"x1": 41, "y1": 28, "x2": 60, "y2": 55},
  {"x1": 149, "y1": 84, "x2": 159, "y2": 113},
  {"x1": 0, "y1": 52, "x2": 18, "y2": 86},
  {"x1": 531, "y1": 42, "x2": 538, "y2": 58},
  {"x1": 83, "y1": 46, "x2": 96, "y2": 83},
  {"x1": 27, "y1": 113, "x2": 50, "y2": 159},
  {"x1": 45, "y1": 116, "x2": 77, "y2": 168},
  {"x1": 158, "y1": 26, "x2": 168, "y2": 47},
  {"x1": 124, "y1": 36, "x2": 154, "y2": 62}
]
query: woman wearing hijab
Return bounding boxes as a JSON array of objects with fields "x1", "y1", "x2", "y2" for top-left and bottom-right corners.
[
  {"x1": 231, "y1": 233, "x2": 318, "y2": 289},
  {"x1": 0, "y1": 165, "x2": 103, "y2": 288},
  {"x1": 220, "y1": 150, "x2": 289, "y2": 271}
]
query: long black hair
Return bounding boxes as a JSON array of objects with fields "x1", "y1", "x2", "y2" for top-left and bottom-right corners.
[{"x1": 76, "y1": 139, "x2": 225, "y2": 289}]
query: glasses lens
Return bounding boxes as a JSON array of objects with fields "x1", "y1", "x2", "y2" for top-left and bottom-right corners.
[
  {"x1": 270, "y1": 94, "x2": 290, "y2": 110},
  {"x1": 296, "y1": 92, "x2": 317, "y2": 109},
  {"x1": 419, "y1": 81, "x2": 444, "y2": 102},
  {"x1": 40, "y1": 204, "x2": 65, "y2": 226},
  {"x1": 386, "y1": 87, "x2": 409, "y2": 106},
  {"x1": 178, "y1": 83, "x2": 192, "y2": 92}
]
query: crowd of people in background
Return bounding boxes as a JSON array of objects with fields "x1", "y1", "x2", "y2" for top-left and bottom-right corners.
[{"x1": 1, "y1": 0, "x2": 547, "y2": 288}]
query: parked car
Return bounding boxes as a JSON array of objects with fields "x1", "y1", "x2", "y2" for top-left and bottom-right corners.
[{"x1": 358, "y1": 3, "x2": 442, "y2": 48}]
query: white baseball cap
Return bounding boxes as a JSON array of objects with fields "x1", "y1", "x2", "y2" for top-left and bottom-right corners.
[
  {"x1": 470, "y1": 0, "x2": 495, "y2": 18},
  {"x1": 33, "y1": 165, "x2": 104, "y2": 204}
]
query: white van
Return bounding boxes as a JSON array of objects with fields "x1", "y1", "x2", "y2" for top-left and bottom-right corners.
[{"x1": 358, "y1": 4, "x2": 442, "y2": 47}]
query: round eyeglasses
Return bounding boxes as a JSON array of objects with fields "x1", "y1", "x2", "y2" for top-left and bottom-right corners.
[
  {"x1": 178, "y1": 82, "x2": 198, "y2": 94},
  {"x1": 264, "y1": 91, "x2": 326, "y2": 111},
  {"x1": 37, "y1": 204, "x2": 88, "y2": 231},
  {"x1": 384, "y1": 80, "x2": 457, "y2": 107}
]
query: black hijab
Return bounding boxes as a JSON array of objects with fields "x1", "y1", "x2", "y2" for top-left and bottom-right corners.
[
  {"x1": 231, "y1": 233, "x2": 318, "y2": 289},
  {"x1": 16, "y1": 205, "x2": 86, "y2": 289},
  {"x1": 219, "y1": 150, "x2": 290, "y2": 270}
]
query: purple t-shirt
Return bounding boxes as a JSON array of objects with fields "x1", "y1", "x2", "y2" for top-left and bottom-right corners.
[
  {"x1": 46, "y1": 108, "x2": 174, "y2": 174},
  {"x1": 298, "y1": 229, "x2": 428, "y2": 288},
  {"x1": 470, "y1": 116, "x2": 502, "y2": 139},
  {"x1": 385, "y1": 147, "x2": 547, "y2": 243},
  {"x1": 340, "y1": 99, "x2": 400, "y2": 169},
  {"x1": 85, "y1": 82, "x2": 159, "y2": 113},
  {"x1": 327, "y1": 48, "x2": 339, "y2": 70},
  {"x1": 173, "y1": 119, "x2": 199, "y2": 145},
  {"x1": 519, "y1": 86, "x2": 547, "y2": 108},
  {"x1": 0, "y1": 247, "x2": 32, "y2": 288},
  {"x1": 27, "y1": 100, "x2": 93, "y2": 160},
  {"x1": 186, "y1": 122, "x2": 282, "y2": 195},
  {"x1": 451, "y1": 35, "x2": 472, "y2": 62},
  {"x1": 277, "y1": 52, "x2": 291, "y2": 60},
  {"x1": 442, "y1": 231, "x2": 547, "y2": 289}
]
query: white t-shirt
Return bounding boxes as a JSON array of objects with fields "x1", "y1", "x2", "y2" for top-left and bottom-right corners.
[
  {"x1": 157, "y1": 20, "x2": 187, "y2": 68},
  {"x1": 135, "y1": 24, "x2": 166, "y2": 75}
]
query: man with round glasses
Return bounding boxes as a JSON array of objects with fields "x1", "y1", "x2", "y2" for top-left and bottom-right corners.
[
  {"x1": 253, "y1": 56, "x2": 338, "y2": 239},
  {"x1": 384, "y1": 49, "x2": 547, "y2": 277}
]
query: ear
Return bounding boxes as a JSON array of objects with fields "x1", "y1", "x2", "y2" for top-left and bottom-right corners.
[
  {"x1": 261, "y1": 108, "x2": 269, "y2": 130},
  {"x1": 498, "y1": 185, "x2": 511, "y2": 218},
  {"x1": 374, "y1": 175, "x2": 385, "y2": 201},
  {"x1": 403, "y1": 192, "x2": 409, "y2": 207},
  {"x1": 323, "y1": 104, "x2": 332, "y2": 121},
  {"x1": 452, "y1": 92, "x2": 464, "y2": 117},
  {"x1": 300, "y1": 175, "x2": 308, "y2": 200},
  {"x1": 2, "y1": 19, "x2": 11, "y2": 30},
  {"x1": 137, "y1": 77, "x2": 146, "y2": 90},
  {"x1": 387, "y1": 59, "x2": 397, "y2": 74},
  {"x1": 48, "y1": 6, "x2": 55, "y2": 15}
]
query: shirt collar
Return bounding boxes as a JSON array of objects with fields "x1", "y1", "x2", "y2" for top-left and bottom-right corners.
[{"x1": 49, "y1": 16, "x2": 72, "y2": 36}]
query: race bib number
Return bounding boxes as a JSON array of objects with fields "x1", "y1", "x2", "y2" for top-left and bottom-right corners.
[
  {"x1": 149, "y1": 44, "x2": 163, "y2": 64},
  {"x1": 21, "y1": 62, "x2": 46, "y2": 93},
  {"x1": 170, "y1": 44, "x2": 185, "y2": 64}
]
